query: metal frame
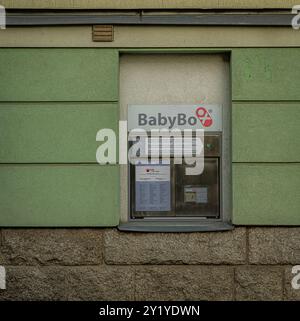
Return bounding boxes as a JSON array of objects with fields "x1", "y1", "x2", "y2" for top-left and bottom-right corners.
[
  {"x1": 6, "y1": 13, "x2": 295, "y2": 26},
  {"x1": 122, "y1": 132, "x2": 230, "y2": 232}
]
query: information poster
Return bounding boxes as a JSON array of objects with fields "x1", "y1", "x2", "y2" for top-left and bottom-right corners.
[{"x1": 135, "y1": 164, "x2": 171, "y2": 212}]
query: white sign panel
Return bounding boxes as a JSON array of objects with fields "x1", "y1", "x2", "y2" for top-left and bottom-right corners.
[
  {"x1": 128, "y1": 105, "x2": 222, "y2": 132},
  {"x1": 135, "y1": 164, "x2": 171, "y2": 212}
]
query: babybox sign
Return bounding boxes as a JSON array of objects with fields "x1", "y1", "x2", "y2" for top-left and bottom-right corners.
[{"x1": 128, "y1": 105, "x2": 222, "y2": 131}]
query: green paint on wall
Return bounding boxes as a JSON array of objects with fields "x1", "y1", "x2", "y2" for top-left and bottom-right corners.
[
  {"x1": 0, "y1": 103, "x2": 118, "y2": 163},
  {"x1": 232, "y1": 103, "x2": 300, "y2": 162},
  {"x1": 232, "y1": 48, "x2": 300, "y2": 225},
  {"x1": 232, "y1": 48, "x2": 300, "y2": 101},
  {"x1": 0, "y1": 164, "x2": 119, "y2": 226},
  {"x1": 0, "y1": 48, "x2": 120, "y2": 227},
  {"x1": 1, "y1": 47, "x2": 299, "y2": 227},
  {"x1": 233, "y1": 163, "x2": 300, "y2": 225},
  {"x1": 0, "y1": 49, "x2": 118, "y2": 101}
]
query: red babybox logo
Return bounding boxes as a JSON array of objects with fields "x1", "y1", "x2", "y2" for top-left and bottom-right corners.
[{"x1": 196, "y1": 107, "x2": 213, "y2": 127}]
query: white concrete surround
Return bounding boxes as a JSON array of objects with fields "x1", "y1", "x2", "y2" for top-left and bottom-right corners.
[{"x1": 119, "y1": 53, "x2": 231, "y2": 225}]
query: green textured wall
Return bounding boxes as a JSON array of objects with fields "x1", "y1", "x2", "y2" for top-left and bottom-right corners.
[
  {"x1": 0, "y1": 49, "x2": 118, "y2": 101},
  {"x1": 232, "y1": 103, "x2": 300, "y2": 163},
  {"x1": 0, "y1": 165, "x2": 119, "y2": 226},
  {"x1": 0, "y1": 47, "x2": 299, "y2": 226},
  {"x1": 232, "y1": 48, "x2": 300, "y2": 225},
  {"x1": 233, "y1": 164, "x2": 300, "y2": 225},
  {"x1": 0, "y1": 48, "x2": 119, "y2": 226},
  {"x1": 232, "y1": 49, "x2": 300, "y2": 101},
  {"x1": 0, "y1": 103, "x2": 118, "y2": 163}
]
